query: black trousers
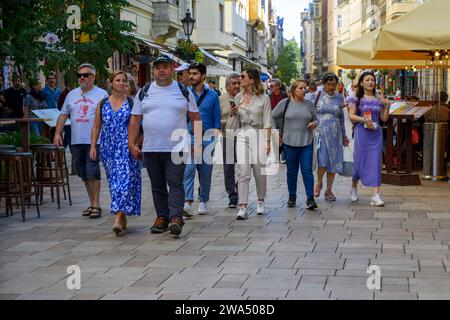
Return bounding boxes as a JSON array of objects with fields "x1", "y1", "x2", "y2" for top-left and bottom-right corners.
[
  {"x1": 143, "y1": 152, "x2": 186, "y2": 221},
  {"x1": 222, "y1": 136, "x2": 238, "y2": 204}
]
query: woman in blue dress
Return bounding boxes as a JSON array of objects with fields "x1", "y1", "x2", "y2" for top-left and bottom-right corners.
[
  {"x1": 314, "y1": 73, "x2": 350, "y2": 201},
  {"x1": 90, "y1": 71, "x2": 141, "y2": 235}
]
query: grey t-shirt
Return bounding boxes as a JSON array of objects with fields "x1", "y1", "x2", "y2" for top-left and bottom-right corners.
[{"x1": 272, "y1": 98, "x2": 318, "y2": 147}]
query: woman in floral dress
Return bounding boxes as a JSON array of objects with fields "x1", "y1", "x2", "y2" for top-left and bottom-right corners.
[
  {"x1": 90, "y1": 71, "x2": 141, "y2": 235},
  {"x1": 314, "y1": 73, "x2": 350, "y2": 201}
]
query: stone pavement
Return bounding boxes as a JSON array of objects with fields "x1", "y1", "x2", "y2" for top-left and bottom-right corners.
[{"x1": 1, "y1": 155, "x2": 450, "y2": 300}]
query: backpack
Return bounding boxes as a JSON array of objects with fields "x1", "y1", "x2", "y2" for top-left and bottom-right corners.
[{"x1": 138, "y1": 81, "x2": 190, "y2": 102}]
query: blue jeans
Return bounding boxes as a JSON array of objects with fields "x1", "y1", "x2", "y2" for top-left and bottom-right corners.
[
  {"x1": 284, "y1": 143, "x2": 314, "y2": 199},
  {"x1": 184, "y1": 137, "x2": 216, "y2": 202}
]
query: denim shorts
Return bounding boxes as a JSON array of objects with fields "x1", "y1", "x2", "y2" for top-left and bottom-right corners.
[{"x1": 72, "y1": 144, "x2": 101, "y2": 181}]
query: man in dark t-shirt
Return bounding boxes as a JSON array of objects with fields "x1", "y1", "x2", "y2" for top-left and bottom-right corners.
[{"x1": 3, "y1": 74, "x2": 27, "y2": 118}]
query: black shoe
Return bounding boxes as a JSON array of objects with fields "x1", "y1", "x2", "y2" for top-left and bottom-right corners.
[
  {"x1": 169, "y1": 217, "x2": 185, "y2": 236},
  {"x1": 228, "y1": 201, "x2": 238, "y2": 209},
  {"x1": 287, "y1": 197, "x2": 296, "y2": 208},
  {"x1": 306, "y1": 198, "x2": 318, "y2": 210}
]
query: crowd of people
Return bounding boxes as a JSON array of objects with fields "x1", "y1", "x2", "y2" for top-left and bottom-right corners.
[{"x1": 0, "y1": 55, "x2": 396, "y2": 238}]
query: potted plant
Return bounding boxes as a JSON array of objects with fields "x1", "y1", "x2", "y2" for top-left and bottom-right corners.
[{"x1": 176, "y1": 39, "x2": 204, "y2": 63}]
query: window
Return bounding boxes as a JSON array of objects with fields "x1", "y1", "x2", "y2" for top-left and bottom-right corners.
[
  {"x1": 337, "y1": 15, "x2": 342, "y2": 29},
  {"x1": 219, "y1": 4, "x2": 224, "y2": 32}
]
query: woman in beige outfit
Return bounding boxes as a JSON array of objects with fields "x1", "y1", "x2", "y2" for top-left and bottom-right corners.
[{"x1": 231, "y1": 68, "x2": 272, "y2": 220}]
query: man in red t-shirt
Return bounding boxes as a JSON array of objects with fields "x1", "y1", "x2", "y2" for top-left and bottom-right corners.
[
  {"x1": 269, "y1": 78, "x2": 287, "y2": 110},
  {"x1": 269, "y1": 78, "x2": 287, "y2": 163}
]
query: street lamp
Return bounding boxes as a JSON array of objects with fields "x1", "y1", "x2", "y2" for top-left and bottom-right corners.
[
  {"x1": 181, "y1": 9, "x2": 195, "y2": 42},
  {"x1": 246, "y1": 47, "x2": 254, "y2": 60}
]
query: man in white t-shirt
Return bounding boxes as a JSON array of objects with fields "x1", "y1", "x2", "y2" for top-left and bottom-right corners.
[
  {"x1": 128, "y1": 55, "x2": 202, "y2": 237},
  {"x1": 54, "y1": 63, "x2": 108, "y2": 219}
]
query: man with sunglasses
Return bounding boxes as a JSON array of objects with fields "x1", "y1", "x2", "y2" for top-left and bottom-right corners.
[{"x1": 54, "y1": 63, "x2": 108, "y2": 219}]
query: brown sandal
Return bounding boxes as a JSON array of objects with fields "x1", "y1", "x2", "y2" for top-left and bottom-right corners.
[
  {"x1": 82, "y1": 206, "x2": 93, "y2": 217},
  {"x1": 89, "y1": 207, "x2": 102, "y2": 219}
]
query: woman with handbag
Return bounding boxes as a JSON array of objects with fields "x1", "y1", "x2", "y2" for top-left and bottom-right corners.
[
  {"x1": 314, "y1": 73, "x2": 350, "y2": 201},
  {"x1": 231, "y1": 68, "x2": 272, "y2": 220},
  {"x1": 272, "y1": 79, "x2": 318, "y2": 209},
  {"x1": 348, "y1": 71, "x2": 391, "y2": 206}
]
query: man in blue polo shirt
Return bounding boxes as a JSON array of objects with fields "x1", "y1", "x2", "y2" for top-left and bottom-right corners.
[
  {"x1": 183, "y1": 63, "x2": 221, "y2": 217},
  {"x1": 42, "y1": 72, "x2": 61, "y2": 109}
]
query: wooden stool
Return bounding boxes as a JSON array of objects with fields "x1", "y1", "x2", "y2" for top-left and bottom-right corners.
[
  {"x1": 0, "y1": 152, "x2": 40, "y2": 221},
  {"x1": 33, "y1": 145, "x2": 72, "y2": 209}
]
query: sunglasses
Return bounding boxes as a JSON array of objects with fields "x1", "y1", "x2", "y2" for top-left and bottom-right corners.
[{"x1": 77, "y1": 73, "x2": 93, "y2": 78}]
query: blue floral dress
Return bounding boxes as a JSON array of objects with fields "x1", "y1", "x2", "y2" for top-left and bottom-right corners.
[
  {"x1": 316, "y1": 92, "x2": 347, "y2": 174},
  {"x1": 100, "y1": 99, "x2": 141, "y2": 216}
]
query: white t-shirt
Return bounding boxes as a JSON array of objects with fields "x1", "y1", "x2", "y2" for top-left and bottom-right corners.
[
  {"x1": 132, "y1": 81, "x2": 199, "y2": 152},
  {"x1": 61, "y1": 86, "x2": 108, "y2": 145}
]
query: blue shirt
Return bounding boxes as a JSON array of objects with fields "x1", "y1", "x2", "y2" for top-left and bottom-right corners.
[
  {"x1": 42, "y1": 85, "x2": 61, "y2": 109},
  {"x1": 188, "y1": 84, "x2": 221, "y2": 134}
]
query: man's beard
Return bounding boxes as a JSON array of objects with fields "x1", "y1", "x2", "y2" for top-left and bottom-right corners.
[{"x1": 79, "y1": 82, "x2": 88, "y2": 90}]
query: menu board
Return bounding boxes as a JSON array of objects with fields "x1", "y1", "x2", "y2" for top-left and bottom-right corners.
[
  {"x1": 31, "y1": 108, "x2": 71, "y2": 127},
  {"x1": 389, "y1": 102, "x2": 433, "y2": 119}
]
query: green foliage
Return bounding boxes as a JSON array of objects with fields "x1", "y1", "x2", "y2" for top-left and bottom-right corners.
[
  {"x1": 276, "y1": 40, "x2": 301, "y2": 84},
  {"x1": 176, "y1": 39, "x2": 204, "y2": 63},
  {"x1": 0, "y1": 130, "x2": 50, "y2": 147},
  {"x1": 0, "y1": 0, "x2": 135, "y2": 79}
]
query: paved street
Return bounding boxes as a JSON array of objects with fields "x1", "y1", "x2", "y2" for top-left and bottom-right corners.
[{"x1": 1, "y1": 154, "x2": 450, "y2": 300}]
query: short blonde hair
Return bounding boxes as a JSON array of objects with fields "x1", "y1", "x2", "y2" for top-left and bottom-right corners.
[{"x1": 290, "y1": 79, "x2": 307, "y2": 100}]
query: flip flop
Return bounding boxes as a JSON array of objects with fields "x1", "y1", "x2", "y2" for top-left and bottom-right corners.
[
  {"x1": 89, "y1": 207, "x2": 102, "y2": 219},
  {"x1": 324, "y1": 192, "x2": 336, "y2": 201}
]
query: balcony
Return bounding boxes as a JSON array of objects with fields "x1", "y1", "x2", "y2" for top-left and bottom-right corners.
[
  {"x1": 337, "y1": 0, "x2": 349, "y2": 7},
  {"x1": 194, "y1": 29, "x2": 235, "y2": 51},
  {"x1": 152, "y1": 0, "x2": 183, "y2": 45},
  {"x1": 386, "y1": 0, "x2": 423, "y2": 23}
]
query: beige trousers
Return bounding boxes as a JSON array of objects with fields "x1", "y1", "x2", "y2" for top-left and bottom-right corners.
[{"x1": 236, "y1": 127, "x2": 267, "y2": 205}]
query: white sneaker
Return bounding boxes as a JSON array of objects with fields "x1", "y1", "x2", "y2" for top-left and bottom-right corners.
[
  {"x1": 256, "y1": 201, "x2": 265, "y2": 215},
  {"x1": 350, "y1": 188, "x2": 359, "y2": 202},
  {"x1": 370, "y1": 194, "x2": 385, "y2": 207},
  {"x1": 236, "y1": 207, "x2": 249, "y2": 220},
  {"x1": 198, "y1": 202, "x2": 208, "y2": 215},
  {"x1": 183, "y1": 202, "x2": 193, "y2": 217}
]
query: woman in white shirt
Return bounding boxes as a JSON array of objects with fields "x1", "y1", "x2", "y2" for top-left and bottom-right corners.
[{"x1": 230, "y1": 68, "x2": 272, "y2": 220}]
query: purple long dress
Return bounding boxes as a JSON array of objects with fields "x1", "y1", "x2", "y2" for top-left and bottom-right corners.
[{"x1": 348, "y1": 97, "x2": 385, "y2": 187}]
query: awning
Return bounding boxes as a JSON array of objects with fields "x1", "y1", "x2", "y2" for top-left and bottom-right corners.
[
  {"x1": 371, "y1": 0, "x2": 450, "y2": 60},
  {"x1": 199, "y1": 48, "x2": 233, "y2": 71},
  {"x1": 260, "y1": 72, "x2": 270, "y2": 81},
  {"x1": 121, "y1": 31, "x2": 163, "y2": 51},
  {"x1": 207, "y1": 66, "x2": 235, "y2": 77},
  {"x1": 337, "y1": 31, "x2": 425, "y2": 69}
]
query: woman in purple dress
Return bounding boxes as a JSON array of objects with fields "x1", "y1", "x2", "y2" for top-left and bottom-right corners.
[{"x1": 348, "y1": 71, "x2": 391, "y2": 206}]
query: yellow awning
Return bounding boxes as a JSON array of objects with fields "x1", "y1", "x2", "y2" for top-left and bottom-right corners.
[
  {"x1": 337, "y1": 31, "x2": 424, "y2": 69},
  {"x1": 371, "y1": 0, "x2": 450, "y2": 60}
]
